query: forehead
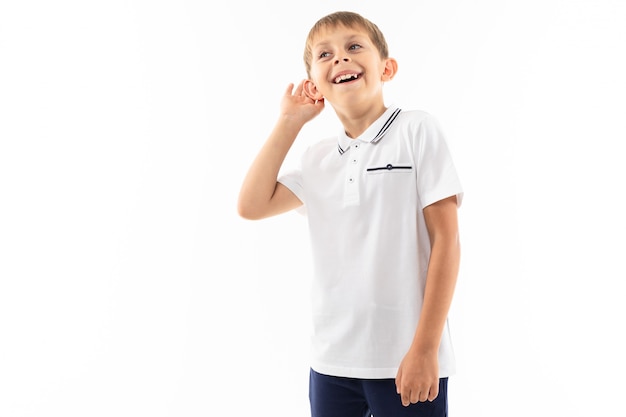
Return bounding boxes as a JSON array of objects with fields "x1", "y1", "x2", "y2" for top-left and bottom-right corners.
[{"x1": 309, "y1": 24, "x2": 370, "y2": 48}]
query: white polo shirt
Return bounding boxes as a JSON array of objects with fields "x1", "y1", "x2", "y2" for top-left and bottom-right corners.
[{"x1": 278, "y1": 106, "x2": 463, "y2": 379}]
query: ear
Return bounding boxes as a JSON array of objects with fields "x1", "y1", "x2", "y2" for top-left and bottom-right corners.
[
  {"x1": 381, "y1": 58, "x2": 398, "y2": 81},
  {"x1": 303, "y1": 79, "x2": 323, "y2": 100}
]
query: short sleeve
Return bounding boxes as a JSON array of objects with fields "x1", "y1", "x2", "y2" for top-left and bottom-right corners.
[
  {"x1": 415, "y1": 115, "x2": 464, "y2": 209},
  {"x1": 278, "y1": 169, "x2": 307, "y2": 216}
]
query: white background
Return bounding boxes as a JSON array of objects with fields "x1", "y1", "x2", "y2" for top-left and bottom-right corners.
[{"x1": 1, "y1": 1, "x2": 625, "y2": 416}]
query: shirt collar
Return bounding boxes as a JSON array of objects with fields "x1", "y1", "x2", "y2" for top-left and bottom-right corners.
[{"x1": 337, "y1": 106, "x2": 402, "y2": 155}]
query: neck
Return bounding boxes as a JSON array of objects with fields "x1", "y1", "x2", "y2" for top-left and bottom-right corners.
[{"x1": 332, "y1": 101, "x2": 388, "y2": 139}]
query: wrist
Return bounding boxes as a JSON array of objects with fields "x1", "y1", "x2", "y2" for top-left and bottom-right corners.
[
  {"x1": 408, "y1": 340, "x2": 440, "y2": 357},
  {"x1": 277, "y1": 113, "x2": 308, "y2": 128}
]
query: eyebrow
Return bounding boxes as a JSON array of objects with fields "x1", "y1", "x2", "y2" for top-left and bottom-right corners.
[{"x1": 312, "y1": 34, "x2": 368, "y2": 51}]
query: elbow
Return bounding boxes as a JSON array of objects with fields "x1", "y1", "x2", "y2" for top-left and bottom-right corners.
[
  {"x1": 237, "y1": 203, "x2": 255, "y2": 220},
  {"x1": 237, "y1": 199, "x2": 264, "y2": 220}
]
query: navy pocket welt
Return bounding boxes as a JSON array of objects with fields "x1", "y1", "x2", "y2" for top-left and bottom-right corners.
[{"x1": 366, "y1": 164, "x2": 413, "y2": 172}]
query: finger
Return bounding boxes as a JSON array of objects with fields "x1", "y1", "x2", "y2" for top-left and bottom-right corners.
[
  {"x1": 293, "y1": 80, "x2": 305, "y2": 96},
  {"x1": 418, "y1": 389, "x2": 429, "y2": 402},
  {"x1": 284, "y1": 83, "x2": 295, "y2": 96},
  {"x1": 395, "y1": 370, "x2": 402, "y2": 394},
  {"x1": 427, "y1": 382, "x2": 439, "y2": 402},
  {"x1": 411, "y1": 387, "x2": 427, "y2": 404},
  {"x1": 401, "y1": 391, "x2": 411, "y2": 407}
]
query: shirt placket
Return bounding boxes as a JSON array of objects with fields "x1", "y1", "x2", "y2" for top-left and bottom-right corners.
[{"x1": 343, "y1": 142, "x2": 362, "y2": 206}]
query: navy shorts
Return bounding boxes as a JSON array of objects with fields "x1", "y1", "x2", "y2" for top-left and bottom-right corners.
[{"x1": 309, "y1": 369, "x2": 448, "y2": 417}]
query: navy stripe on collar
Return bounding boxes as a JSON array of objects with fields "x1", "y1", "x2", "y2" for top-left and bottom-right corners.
[
  {"x1": 371, "y1": 107, "x2": 402, "y2": 143},
  {"x1": 337, "y1": 108, "x2": 402, "y2": 155}
]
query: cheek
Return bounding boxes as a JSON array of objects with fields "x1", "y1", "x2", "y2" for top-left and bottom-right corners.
[
  {"x1": 310, "y1": 66, "x2": 324, "y2": 80},
  {"x1": 309, "y1": 71, "x2": 328, "y2": 90}
]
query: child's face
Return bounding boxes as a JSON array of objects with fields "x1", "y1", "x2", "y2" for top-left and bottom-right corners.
[{"x1": 306, "y1": 24, "x2": 393, "y2": 107}]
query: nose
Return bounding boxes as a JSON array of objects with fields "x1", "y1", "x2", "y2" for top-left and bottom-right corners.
[{"x1": 334, "y1": 56, "x2": 350, "y2": 64}]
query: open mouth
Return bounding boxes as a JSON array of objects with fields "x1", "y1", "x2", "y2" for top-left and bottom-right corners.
[{"x1": 334, "y1": 73, "x2": 360, "y2": 84}]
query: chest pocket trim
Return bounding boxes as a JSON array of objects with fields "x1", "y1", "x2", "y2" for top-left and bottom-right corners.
[{"x1": 366, "y1": 164, "x2": 413, "y2": 172}]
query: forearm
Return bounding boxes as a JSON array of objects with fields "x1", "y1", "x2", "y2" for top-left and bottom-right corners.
[
  {"x1": 237, "y1": 116, "x2": 304, "y2": 219},
  {"x1": 411, "y1": 234, "x2": 460, "y2": 353},
  {"x1": 395, "y1": 233, "x2": 460, "y2": 403}
]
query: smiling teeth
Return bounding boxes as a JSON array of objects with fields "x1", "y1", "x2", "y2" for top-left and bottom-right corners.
[{"x1": 334, "y1": 73, "x2": 358, "y2": 83}]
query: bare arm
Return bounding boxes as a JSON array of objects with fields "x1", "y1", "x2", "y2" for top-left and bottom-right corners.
[
  {"x1": 395, "y1": 195, "x2": 461, "y2": 405},
  {"x1": 237, "y1": 81, "x2": 324, "y2": 220}
]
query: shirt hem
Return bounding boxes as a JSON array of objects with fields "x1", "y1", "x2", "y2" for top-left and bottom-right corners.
[{"x1": 310, "y1": 362, "x2": 456, "y2": 380}]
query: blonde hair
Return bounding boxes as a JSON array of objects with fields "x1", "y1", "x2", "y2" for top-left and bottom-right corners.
[{"x1": 303, "y1": 11, "x2": 389, "y2": 78}]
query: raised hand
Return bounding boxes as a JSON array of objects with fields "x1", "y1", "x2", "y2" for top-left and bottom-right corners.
[{"x1": 279, "y1": 80, "x2": 325, "y2": 125}]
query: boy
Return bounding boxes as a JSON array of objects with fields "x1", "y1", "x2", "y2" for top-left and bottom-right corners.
[{"x1": 237, "y1": 11, "x2": 463, "y2": 417}]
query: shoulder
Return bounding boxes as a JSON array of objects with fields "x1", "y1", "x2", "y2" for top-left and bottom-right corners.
[
  {"x1": 392, "y1": 110, "x2": 448, "y2": 144},
  {"x1": 302, "y1": 136, "x2": 337, "y2": 159},
  {"x1": 396, "y1": 109, "x2": 438, "y2": 129}
]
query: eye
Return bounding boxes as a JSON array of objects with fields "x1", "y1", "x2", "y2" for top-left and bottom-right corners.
[
  {"x1": 318, "y1": 51, "x2": 331, "y2": 59},
  {"x1": 349, "y1": 43, "x2": 362, "y2": 51}
]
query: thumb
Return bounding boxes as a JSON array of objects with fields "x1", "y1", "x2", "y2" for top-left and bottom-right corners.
[{"x1": 395, "y1": 368, "x2": 402, "y2": 394}]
